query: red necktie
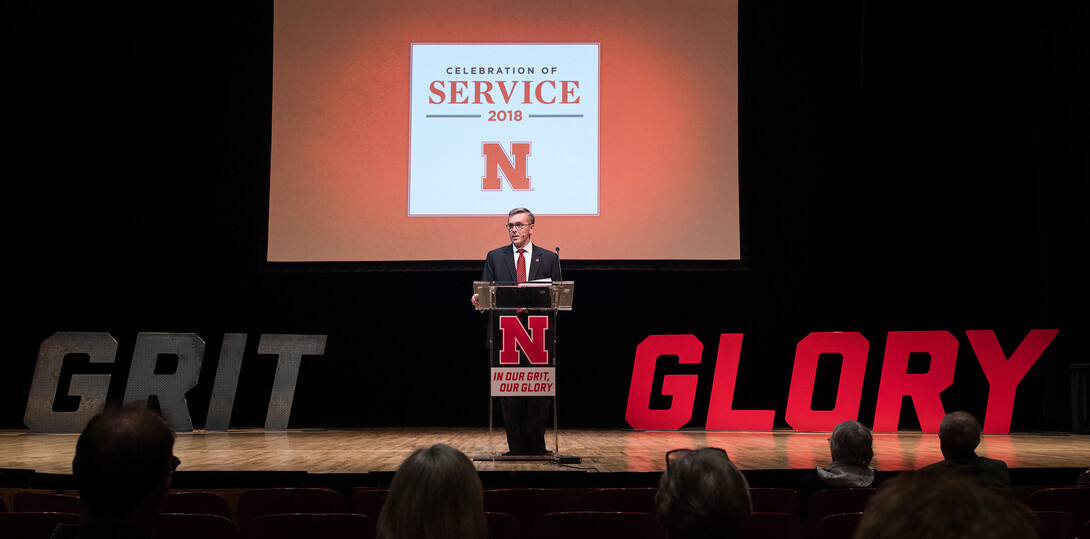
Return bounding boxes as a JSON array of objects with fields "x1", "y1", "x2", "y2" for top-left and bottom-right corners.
[{"x1": 516, "y1": 248, "x2": 527, "y2": 283}]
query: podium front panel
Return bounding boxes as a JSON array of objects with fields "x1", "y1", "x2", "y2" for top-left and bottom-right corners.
[{"x1": 489, "y1": 312, "x2": 556, "y2": 397}]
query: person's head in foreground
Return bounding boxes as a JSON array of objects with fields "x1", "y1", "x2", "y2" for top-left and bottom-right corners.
[
  {"x1": 377, "y1": 443, "x2": 486, "y2": 539},
  {"x1": 71, "y1": 401, "x2": 177, "y2": 528},
  {"x1": 854, "y1": 471, "x2": 1038, "y2": 539},
  {"x1": 655, "y1": 447, "x2": 752, "y2": 539}
]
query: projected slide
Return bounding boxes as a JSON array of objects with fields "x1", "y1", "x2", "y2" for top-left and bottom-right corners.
[
  {"x1": 409, "y1": 43, "x2": 599, "y2": 216},
  {"x1": 269, "y1": 0, "x2": 739, "y2": 262}
]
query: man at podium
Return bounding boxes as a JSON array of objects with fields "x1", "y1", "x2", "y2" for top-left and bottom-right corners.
[{"x1": 471, "y1": 208, "x2": 561, "y2": 455}]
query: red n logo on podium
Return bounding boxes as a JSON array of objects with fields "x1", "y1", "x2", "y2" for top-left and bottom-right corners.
[{"x1": 499, "y1": 315, "x2": 549, "y2": 365}]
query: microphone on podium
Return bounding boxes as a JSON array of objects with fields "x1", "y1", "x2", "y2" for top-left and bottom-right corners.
[{"x1": 555, "y1": 246, "x2": 563, "y2": 282}]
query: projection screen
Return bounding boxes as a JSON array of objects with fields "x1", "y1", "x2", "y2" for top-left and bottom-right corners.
[{"x1": 268, "y1": 0, "x2": 739, "y2": 262}]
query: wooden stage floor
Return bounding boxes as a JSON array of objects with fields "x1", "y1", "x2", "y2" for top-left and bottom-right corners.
[{"x1": 2, "y1": 427, "x2": 1087, "y2": 477}]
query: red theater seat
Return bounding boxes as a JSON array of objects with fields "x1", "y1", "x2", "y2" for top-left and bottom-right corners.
[
  {"x1": 242, "y1": 513, "x2": 375, "y2": 539},
  {"x1": 749, "y1": 487, "x2": 801, "y2": 516},
  {"x1": 1026, "y1": 487, "x2": 1090, "y2": 529},
  {"x1": 812, "y1": 512, "x2": 864, "y2": 539},
  {"x1": 164, "y1": 491, "x2": 231, "y2": 518},
  {"x1": 155, "y1": 513, "x2": 239, "y2": 539},
  {"x1": 236, "y1": 488, "x2": 348, "y2": 531},
  {"x1": 486, "y1": 511, "x2": 523, "y2": 539},
  {"x1": 1032, "y1": 510, "x2": 1075, "y2": 539},
  {"x1": 484, "y1": 488, "x2": 575, "y2": 536},
  {"x1": 1013, "y1": 484, "x2": 1049, "y2": 504},
  {"x1": 740, "y1": 512, "x2": 803, "y2": 539},
  {"x1": 580, "y1": 487, "x2": 657, "y2": 514},
  {"x1": 532, "y1": 511, "x2": 664, "y2": 539},
  {"x1": 13, "y1": 492, "x2": 82, "y2": 514},
  {"x1": 0, "y1": 512, "x2": 80, "y2": 537},
  {"x1": 801, "y1": 488, "x2": 877, "y2": 535},
  {"x1": 351, "y1": 487, "x2": 388, "y2": 518}
]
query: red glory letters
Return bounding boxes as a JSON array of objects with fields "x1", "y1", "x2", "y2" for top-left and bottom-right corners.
[{"x1": 625, "y1": 330, "x2": 1058, "y2": 433}]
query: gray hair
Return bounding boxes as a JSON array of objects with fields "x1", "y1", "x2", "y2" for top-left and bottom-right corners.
[
  {"x1": 508, "y1": 207, "x2": 534, "y2": 224},
  {"x1": 829, "y1": 420, "x2": 874, "y2": 467}
]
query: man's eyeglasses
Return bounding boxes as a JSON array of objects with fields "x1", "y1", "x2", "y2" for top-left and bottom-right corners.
[
  {"x1": 505, "y1": 223, "x2": 530, "y2": 230},
  {"x1": 169, "y1": 455, "x2": 181, "y2": 476},
  {"x1": 665, "y1": 447, "x2": 729, "y2": 469}
]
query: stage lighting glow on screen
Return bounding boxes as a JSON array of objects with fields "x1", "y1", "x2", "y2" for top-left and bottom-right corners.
[{"x1": 268, "y1": 0, "x2": 740, "y2": 262}]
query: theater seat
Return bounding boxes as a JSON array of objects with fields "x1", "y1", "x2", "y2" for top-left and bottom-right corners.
[
  {"x1": 749, "y1": 488, "x2": 801, "y2": 516},
  {"x1": 1031, "y1": 510, "x2": 1075, "y2": 539},
  {"x1": 155, "y1": 513, "x2": 239, "y2": 539},
  {"x1": 1013, "y1": 485, "x2": 1049, "y2": 504},
  {"x1": 0, "y1": 512, "x2": 79, "y2": 538},
  {"x1": 484, "y1": 488, "x2": 575, "y2": 536},
  {"x1": 740, "y1": 512, "x2": 803, "y2": 539},
  {"x1": 532, "y1": 511, "x2": 664, "y2": 539},
  {"x1": 580, "y1": 487, "x2": 657, "y2": 514},
  {"x1": 164, "y1": 491, "x2": 231, "y2": 519},
  {"x1": 236, "y1": 488, "x2": 348, "y2": 532},
  {"x1": 812, "y1": 512, "x2": 864, "y2": 539},
  {"x1": 1026, "y1": 487, "x2": 1090, "y2": 529},
  {"x1": 802, "y1": 488, "x2": 876, "y2": 535},
  {"x1": 351, "y1": 487, "x2": 388, "y2": 519},
  {"x1": 13, "y1": 492, "x2": 82, "y2": 514},
  {"x1": 242, "y1": 513, "x2": 375, "y2": 539},
  {"x1": 486, "y1": 511, "x2": 522, "y2": 539}
]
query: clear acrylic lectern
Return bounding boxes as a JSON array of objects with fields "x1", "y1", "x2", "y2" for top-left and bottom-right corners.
[{"x1": 473, "y1": 280, "x2": 576, "y2": 462}]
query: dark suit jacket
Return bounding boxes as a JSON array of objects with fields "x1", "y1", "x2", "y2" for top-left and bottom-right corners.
[
  {"x1": 919, "y1": 454, "x2": 1011, "y2": 489},
  {"x1": 481, "y1": 244, "x2": 562, "y2": 282},
  {"x1": 481, "y1": 244, "x2": 560, "y2": 452},
  {"x1": 480, "y1": 243, "x2": 561, "y2": 350}
]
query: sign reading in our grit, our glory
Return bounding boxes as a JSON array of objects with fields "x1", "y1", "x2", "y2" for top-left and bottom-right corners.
[
  {"x1": 409, "y1": 43, "x2": 599, "y2": 216},
  {"x1": 491, "y1": 314, "x2": 556, "y2": 397}
]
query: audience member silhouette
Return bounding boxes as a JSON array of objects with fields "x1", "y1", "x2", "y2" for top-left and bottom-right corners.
[
  {"x1": 854, "y1": 471, "x2": 1037, "y2": 539},
  {"x1": 798, "y1": 420, "x2": 885, "y2": 512},
  {"x1": 51, "y1": 401, "x2": 177, "y2": 539},
  {"x1": 376, "y1": 443, "x2": 486, "y2": 539},
  {"x1": 919, "y1": 411, "x2": 1011, "y2": 489},
  {"x1": 654, "y1": 447, "x2": 752, "y2": 539}
]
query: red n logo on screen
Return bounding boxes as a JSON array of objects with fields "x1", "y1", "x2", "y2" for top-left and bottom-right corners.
[
  {"x1": 482, "y1": 142, "x2": 531, "y2": 190},
  {"x1": 499, "y1": 315, "x2": 549, "y2": 365}
]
